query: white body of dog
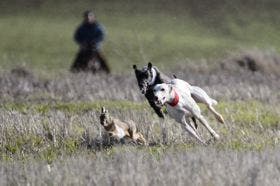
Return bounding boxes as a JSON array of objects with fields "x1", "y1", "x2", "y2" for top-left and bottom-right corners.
[{"x1": 153, "y1": 78, "x2": 223, "y2": 144}]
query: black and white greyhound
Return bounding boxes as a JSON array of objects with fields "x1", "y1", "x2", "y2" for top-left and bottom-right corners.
[
  {"x1": 133, "y1": 62, "x2": 224, "y2": 129},
  {"x1": 133, "y1": 62, "x2": 169, "y2": 119}
]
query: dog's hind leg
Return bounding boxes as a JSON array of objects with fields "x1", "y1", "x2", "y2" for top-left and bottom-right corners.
[
  {"x1": 207, "y1": 105, "x2": 224, "y2": 124},
  {"x1": 186, "y1": 117, "x2": 202, "y2": 138},
  {"x1": 191, "y1": 86, "x2": 224, "y2": 124}
]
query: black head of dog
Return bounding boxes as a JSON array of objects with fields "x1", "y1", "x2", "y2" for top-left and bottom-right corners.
[
  {"x1": 133, "y1": 62, "x2": 157, "y2": 94},
  {"x1": 133, "y1": 62, "x2": 168, "y2": 119}
]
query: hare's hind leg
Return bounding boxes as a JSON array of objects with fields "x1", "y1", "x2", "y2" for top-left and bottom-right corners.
[{"x1": 135, "y1": 132, "x2": 147, "y2": 145}]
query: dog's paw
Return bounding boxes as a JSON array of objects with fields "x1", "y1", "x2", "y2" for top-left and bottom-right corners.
[
  {"x1": 205, "y1": 137, "x2": 218, "y2": 145},
  {"x1": 216, "y1": 115, "x2": 225, "y2": 124}
]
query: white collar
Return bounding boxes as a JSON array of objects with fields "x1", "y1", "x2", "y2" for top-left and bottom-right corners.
[{"x1": 148, "y1": 67, "x2": 157, "y2": 85}]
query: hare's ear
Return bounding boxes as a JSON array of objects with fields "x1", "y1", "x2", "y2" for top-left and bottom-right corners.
[
  {"x1": 148, "y1": 62, "x2": 152, "y2": 70},
  {"x1": 101, "y1": 107, "x2": 106, "y2": 113},
  {"x1": 133, "y1": 65, "x2": 137, "y2": 70}
]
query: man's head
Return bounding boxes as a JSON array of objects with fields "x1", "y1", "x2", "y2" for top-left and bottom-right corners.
[
  {"x1": 83, "y1": 10, "x2": 96, "y2": 24},
  {"x1": 153, "y1": 83, "x2": 172, "y2": 105}
]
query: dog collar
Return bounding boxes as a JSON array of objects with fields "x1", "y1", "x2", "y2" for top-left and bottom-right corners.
[
  {"x1": 148, "y1": 67, "x2": 157, "y2": 85},
  {"x1": 168, "y1": 90, "x2": 179, "y2": 107}
]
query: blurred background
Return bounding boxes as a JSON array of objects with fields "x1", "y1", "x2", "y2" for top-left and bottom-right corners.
[{"x1": 0, "y1": 0, "x2": 280, "y2": 73}]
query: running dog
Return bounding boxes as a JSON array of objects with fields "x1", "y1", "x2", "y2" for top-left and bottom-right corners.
[
  {"x1": 153, "y1": 79, "x2": 222, "y2": 144},
  {"x1": 99, "y1": 107, "x2": 147, "y2": 145},
  {"x1": 133, "y1": 62, "x2": 170, "y2": 118},
  {"x1": 133, "y1": 62, "x2": 224, "y2": 125}
]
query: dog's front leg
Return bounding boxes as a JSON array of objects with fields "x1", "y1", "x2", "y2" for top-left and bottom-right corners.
[
  {"x1": 185, "y1": 116, "x2": 201, "y2": 137},
  {"x1": 193, "y1": 112, "x2": 220, "y2": 140},
  {"x1": 147, "y1": 99, "x2": 165, "y2": 118},
  {"x1": 185, "y1": 97, "x2": 220, "y2": 141},
  {"x1": 175, "y1": 113, "x2": 205, "y2": 145},
  {"x1": 188, "y1": 116, "x2": 198, "y2": 131}
]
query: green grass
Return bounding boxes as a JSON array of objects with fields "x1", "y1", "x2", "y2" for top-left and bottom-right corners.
[
  {"x1": 2, "y1": 100, "x2": 147, "y2": 114},
  {"x1": 217, "y1": 100, "x2": 280, "y2": 128},
  {"x1": 3, "y1": 100, "x2": 279, "y2": 127},
  {"x1": 0, "y1": 100, "x2": 279, "y2": 162},
  {"x1": 1, "y1": 0, "x2": 280, "y2": 73}
]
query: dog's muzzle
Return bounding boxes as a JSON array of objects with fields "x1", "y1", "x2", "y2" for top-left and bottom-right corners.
[
  {"x1": 141, "y1": 88, "x2": 146, "y2": 94},
  {"x1": 140, "y1": 82, "x2": 148, "y2": 94},
  {"x1": 154, "y1": 96, "x2": 164, "y2": 106}
]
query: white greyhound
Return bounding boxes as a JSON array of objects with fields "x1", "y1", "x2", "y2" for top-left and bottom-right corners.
[{"x1": 153, "y1": 78, "x2": 223, "y2": 144}]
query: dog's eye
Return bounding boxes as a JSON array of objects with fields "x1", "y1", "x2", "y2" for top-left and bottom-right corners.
[{"x1": 161, "y1": 88, "x2": 165, "y2": 91}]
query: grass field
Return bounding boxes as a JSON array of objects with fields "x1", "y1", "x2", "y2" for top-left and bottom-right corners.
[
  {"x1": 0, "y1": 0, "x2": 280, "y2": 185},
  {"x1": 0, "y1": 66, "x2": 279, "y2": 185},
  {"x1": 1, "y1": 0, "x2": 280, "y2": 72}
]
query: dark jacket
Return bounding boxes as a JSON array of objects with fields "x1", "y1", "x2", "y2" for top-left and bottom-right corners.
[{"x1": 74, "y1": 22, "x2": 105, "y2": 46}]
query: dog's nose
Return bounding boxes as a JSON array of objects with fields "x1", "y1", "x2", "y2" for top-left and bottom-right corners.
[{"x1": 154, "y1": 96, "x2": 158, "y2": 101}]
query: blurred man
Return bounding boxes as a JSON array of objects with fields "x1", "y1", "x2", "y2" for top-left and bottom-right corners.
[{"x1": 71, "y1": 10, "x2": 110, "y2": 73}]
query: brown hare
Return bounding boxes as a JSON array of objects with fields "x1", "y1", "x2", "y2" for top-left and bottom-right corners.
[{"x1": 99, "y1": 107, "x2": 147, "y2": 145}]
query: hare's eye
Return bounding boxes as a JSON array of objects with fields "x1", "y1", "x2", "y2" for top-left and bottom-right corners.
[{"x1": 161, "y1": 88, "x2": 165, "y2": 91}]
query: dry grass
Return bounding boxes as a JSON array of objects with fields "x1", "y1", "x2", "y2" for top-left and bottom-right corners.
[
  {"x1": 221, "y1": 49, "x2": 280, "y2": 75},
  {"x1": 0, "y1": 58, "x2": 279, "y2": 185},
  {"x1": 1, "y1": 58, "x2": 279, "y2": 103},
  {"x1": 1, "y1": 148, "x2": 280, "y2": 185}
]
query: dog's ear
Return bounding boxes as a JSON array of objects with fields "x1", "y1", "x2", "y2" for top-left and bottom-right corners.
[
  {"x1": 133, "y1": 65, "x2": 137, "y2": 70},
  {"x1": 148, "y1": 62, "x2": 152, "y2": 70}
]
